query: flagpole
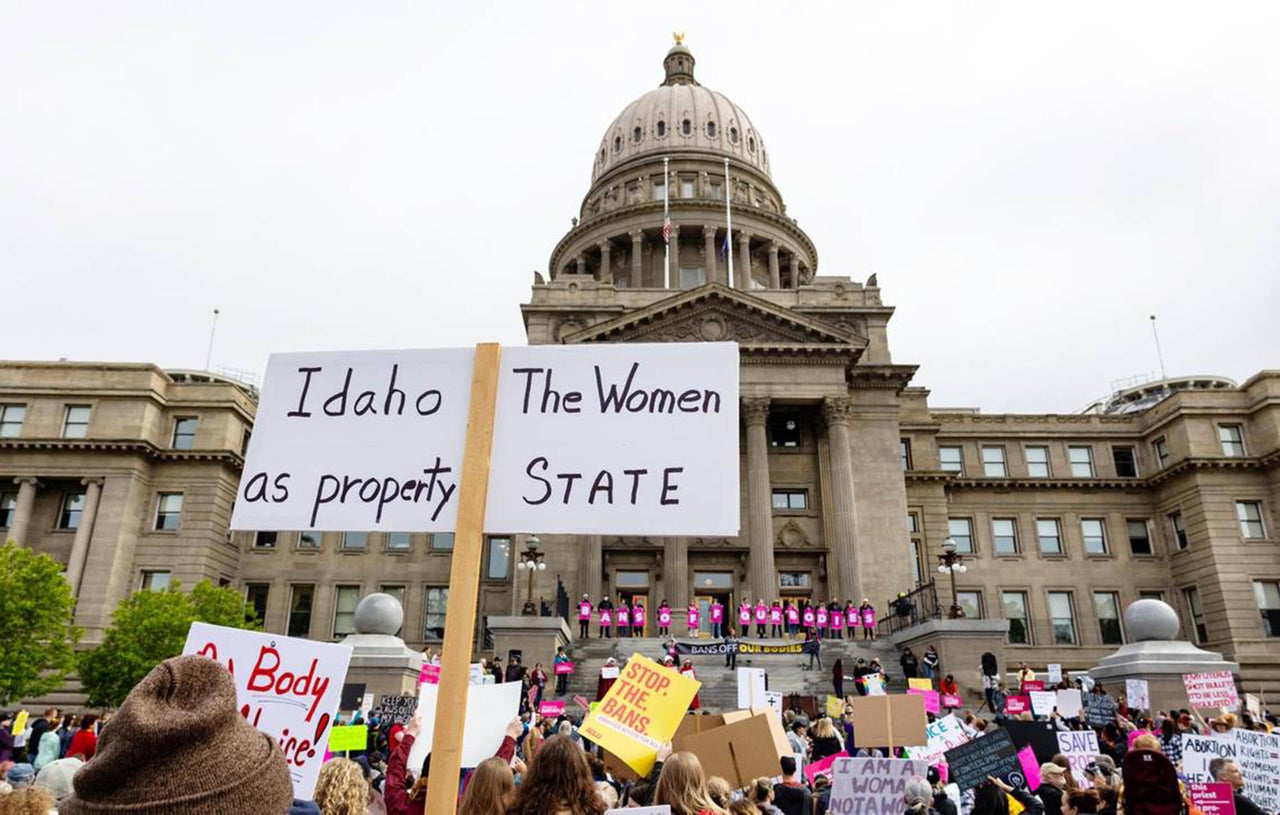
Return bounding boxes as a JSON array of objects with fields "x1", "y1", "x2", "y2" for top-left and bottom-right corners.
[
  {"x1": 663, "y1": 157, "x2": 671, "y2": 290},
  {"x1": 725, "y1": 157, "x2": 734, "y2": 288}
]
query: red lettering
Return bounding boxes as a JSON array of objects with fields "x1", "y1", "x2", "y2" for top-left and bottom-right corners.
[{"x1": 247, "y1": 646, "x2": 280, "y2": 692}]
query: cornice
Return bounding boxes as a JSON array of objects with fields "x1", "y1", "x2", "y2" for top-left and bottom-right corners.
[
  {"x1": 0, "y1": 438, "x2": 245, "y2": 469},
  {"x1": 848, "y1": 365, "x2": 918, "y2": 392},
  {"x1": 941, "y1": 451, "x2": 1277, "y2": 491}
]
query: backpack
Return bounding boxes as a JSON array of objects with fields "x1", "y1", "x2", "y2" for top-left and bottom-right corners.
[{"x1": 1122, "y1": 748, "x2": 1184, "y2": 815}]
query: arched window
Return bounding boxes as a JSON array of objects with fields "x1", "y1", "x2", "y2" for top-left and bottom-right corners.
[
  {"x1": 614, "y1": 136, "x2": 622, "y2": 153},
  {"x1": 633, "y1": 126, "x2": 643, "y2": 143},
  {"x1": 657, "y1": 120, "x2": 666, "y2": 137},
  {"x1": 681, "y1": 119, "x2": 692, "y2": 136},
  {"x1": 599, "y1": 148, "x2": 606, "y2": 163},
  {"x1": 706, "y1": 121, "x2": 716, "y2": 138},
  {"x1": 748, "y1": 136, "x2": 756, "y2": 153},
  {"x1": 729, "y1": 127, "x2": 739, "y2": 144}
]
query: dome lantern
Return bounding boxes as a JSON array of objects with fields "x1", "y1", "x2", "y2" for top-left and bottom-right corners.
[{"x1": 663, "y1": 32, "x2": 697, "y2": 86}]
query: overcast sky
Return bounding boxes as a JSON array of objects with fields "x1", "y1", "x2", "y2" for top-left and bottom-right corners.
[{"x1": 4, "y1": 2, "x2": 1277, "y2": 413}]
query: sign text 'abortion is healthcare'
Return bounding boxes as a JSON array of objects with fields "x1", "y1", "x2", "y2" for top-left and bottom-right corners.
[{"x1": 230, "y1": 344, "x2": 739, "y2": 536}]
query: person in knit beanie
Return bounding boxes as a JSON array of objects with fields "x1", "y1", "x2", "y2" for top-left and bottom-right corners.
[{"x1": 61, "y1": 654, "x2": 294, "y2": 814}]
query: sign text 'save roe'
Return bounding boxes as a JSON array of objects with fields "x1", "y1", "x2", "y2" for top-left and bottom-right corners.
[{"x1": 230, "y1": 343, "x2": 740, "y2": 536}]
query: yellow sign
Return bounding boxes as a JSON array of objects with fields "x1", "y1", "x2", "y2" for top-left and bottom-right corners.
[
  {"x1": 578, "y1": 653, "x2": 700, "y2": 776},
  {"x1": 11, "y1": 710, "x2": 28, "y2": 736},
  {"x1": 908, "y1": 678, "x2": 934, "y2": 691},
  {"x1": 327, "y1": 725, "x2": 368, "y2": 752},
  {"x1": 826, "y1": 695, "x2": 845, "y2": 718}
]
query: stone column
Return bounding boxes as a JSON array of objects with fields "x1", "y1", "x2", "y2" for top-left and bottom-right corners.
[
  {"x1": 8, "y1": 478, "x2": 40, "y2": 545},
  {"x1": 629, "y1": 230, "x2": 644, "y2": 287},
  {"x1": 669, "y1": 225, "x2": 680, "y2": 288},
  {"x1": 598, "y1": 241, "x2": 612, "y2": 283},
  {"x1": 823, "y1": 397, "x2": 861, "y2": 602},
  {"x1": 66, "y1": 478, "x2": 103, "y2": 593},
  {"x1": 574, "y1": 254, "x2": 586, "y2": 275},
  {"x1": 767, "y1": 242, "x2": 781, "y2": 289},
  {"x1": 583, "y1": 534, "x2": 603, "y2": 602},
  {"x1": 789, "y1": 254, "x2": 801, "y2": 289},
  {"x1": 742, "y1": 398, "x2": 777, "y2": 603},
  {"x1": 737, "y1": 233, "x2": 752, "y2": 290},
  {"x1": 704, "y1": 226, "x2": 719, "y2": 284},
  {"x1": 663, "y1": 537, "x2": 689, "y2": 610}
]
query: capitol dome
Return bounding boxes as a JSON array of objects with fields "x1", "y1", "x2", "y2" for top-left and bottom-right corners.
[{"x1": 592, "y1": 40, "x2": 770, "y2": 183}]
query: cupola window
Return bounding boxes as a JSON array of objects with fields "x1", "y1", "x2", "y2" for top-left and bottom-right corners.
[
  {"x1": 705, "y1": 121, "x2": 716, "y2": 138},
  {"x1": 614, "y1": 135, "x2": 622, "y2": 153},
  {"x1": 748, "y1": 136, "x2": 756, "y2": 152},
  {"x1": 729, "y1": 127, "x2": 739, "y2": 144},
  {"x1": 633, "y1": 126, "x2": 643, "y2": 143},
  {"x1": 657, "y1": 120, "x2": 666, "y2": 137},
  {"x1": 681, "y1": 118, "x2": 692, "y2": 136}
]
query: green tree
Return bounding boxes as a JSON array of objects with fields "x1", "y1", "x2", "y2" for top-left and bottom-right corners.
[
  {"x1": 78, "y1": 579, "x2": 259, "y2": 708},
  {"x1": 0, "y1": 540, "x2": 81, "y2": 705}
]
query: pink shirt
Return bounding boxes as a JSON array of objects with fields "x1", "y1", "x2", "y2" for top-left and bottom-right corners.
[
  {"x1": 617, "y1": 608, "x2": 630, "y2": 626},
  {"x1": 803, "y1": 608, "x2": 816, "y2": 626},
  {"x1": 687, "y1": 608, "x2": 700, "y2": 628},
  {"x1": 755, "y1": 603, "x2": 768, "y2": 622},
  {"x1": 633, "y1": 608, "x2": 645, "y2": 626},
  {"x1": 831, "y1": 610, "x2": 844, "y2": 629},
  {"x1": 770, "y1": 606, "x2": 783, "y2": 623},
  {"x1": 786, "y1": 606, "x2": 800, "y2": 624},
  {"x1": 739, "y1": 606, "x2": 752, "y2": 624},
  {"x1": 578, "y1": 602, "x2": 592, "y2": 620},
  {"x1": 658, "y1": 608, "x2": 672, "y2": 626},
  {"x1": 600, "y1": 610, "x2": 612, "y2": 626},
  {"x1": 816, "y1": 608, "x2": 829, "y2": 626},
  {"x1": 710, "y1": 604, "x2": 724, "y2": 623}
]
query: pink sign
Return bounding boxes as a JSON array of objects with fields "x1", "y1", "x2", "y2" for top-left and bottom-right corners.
[
  {"x1": 578, "y1": 602, "x2": 591, "y2": 620},
  {"x1": 908, "y1": 688, "x2": 941, "y2": 714},
  {"x1": 1005, "y1": 695, "x2": 1031, "y2": 715},
  {"x1": 538, "y1": 700, "x2": 565, "y2": 717},
  {"x1": 1022, "y1": 680, "x2": 1046, "y2": 692},
  {"x1": 942, "y1": 693, "x2": 963, "y2": 709},
  {"x1": 1018, "y1": 745, "x2": 1041, "y2": 791},
  {"x1": 419, "y1": 664, "x2": 440, "y2": 685},
  {"x1": 658, "y1": 609, "x2": 672, "y2": 626},
  {"x1": 1188, "y1": 783, "x2": 1236, "y2": 815},
  {"x1": 786, "y1": 607, "x2": 799, "y2": 624},
  {"x1": 572, "y1": 694, "x2": 591, "y2": 712},
  {"x1": 710, "y1": 605, "x2": 724, "y2": 623},
  {"x1": 554, "y1": 661, "x2": 575, "y2": 675},
  {"x1": 1184, "y1": 672, "x2": 1239, "y2": 710},
  {"x1": 739, "y1": 606, "x2": 752, "y2": 624},
  {"x1": 1126, "y1": 729, "x2": 1152, "y2": 749},
  {"x1": 687, "y1": 609, "x2": 699, "y2": 628},
  {"x1": 804, "y1": 750, "x2": 849, "y2": 785},
  {"x1": 937, "y1": 763, "x2": 948, "y2": 783}
]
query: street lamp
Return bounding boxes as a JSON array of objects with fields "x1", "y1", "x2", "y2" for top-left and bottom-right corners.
[
  {"x1": 937, "y1": 537, "x2": 968, "y2": 619},
  {"x1": 516, "y1": 534, "x2": 546, "y2": 616}
]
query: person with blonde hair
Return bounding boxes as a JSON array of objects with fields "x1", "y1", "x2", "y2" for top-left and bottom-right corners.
[
  {"x1": 707, "y1": 775, "x2": 733, "y2": 810},
  {"x1": 811, "y1": 717, "x2": 844, "y2": 761},
  {"x1": 0, "y1": 786, "x2": 57, "y2": 815},
  {"x1": 751, "y1": 776, "x2": 785, "y2": 814},
  {"x1": 457, "y1": 757, "x2": 514, "y2": 815},
  {"x1": 653, "y1": 752, "x2": 728, "y2": 815},
  {"x1": 315, "y1": 758, "x2": 371, "y2": 815}
]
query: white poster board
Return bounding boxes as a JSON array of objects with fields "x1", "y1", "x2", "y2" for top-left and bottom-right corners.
[
  {"x1": 1056, "y1": 689, "x2": 1083, "y2": 719},
  {"x1": 1184, "y1": 672, "x2": 1239, "y2": 711},
  {"x1": 183, "y1": 622, "x2": 353, "y2": 799},
  {"x1": 407, "y1": 681, "x2": 522, "y2": 771},
  {"x1": 737, "y1": 667, "x2": 768, "y2": 710},
  {"x1": 906, "y1": 713, "x2": 971, "y2": 766},
  {"x1": 1126, "y1": 679, "x2": 1150, "y2": 710},
  {"x1": 765, "y1": 691, "x2": 784, "y2": 719},
  {"x1": 1030, "y1": 691, "x2": 1057, "y2": 716},
  {"x1": 829, "y1": 758, "x2": 930, "y2": 812},
  {"x1": 1047, "y1": 664, "x2": 1062, "y2": 684},
  {"x1": 1056, "y1": 730, "x2": 1100, "y2": 789}
]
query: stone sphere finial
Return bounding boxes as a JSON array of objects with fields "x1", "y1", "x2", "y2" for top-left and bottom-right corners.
[
  {"x1": 353, "y1": 592, "x2": 404, "y2": 637},
  {"x1": 1124, "y1": 598, "x2": 1180, "y2": 642}
]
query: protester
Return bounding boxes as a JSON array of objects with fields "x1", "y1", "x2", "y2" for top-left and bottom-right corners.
[
  {"x1": 554, "y1": 646, "x2": 572, "y2": 696},
  {"x1": 724, "y1": 627, "x2": 738, "y2": 670},
  {"x1": 832, "y1": 658, "x2": 845, "y2": 699},
  {"x1": 772, "y1": 755, "x2": 811, "y2": 815},
  {"x1": 0, "y1": 713, "x2": 13, "y2": 763},
  {"x1": 530, "y1": 662, "x2": 548, "y2": 707},
  {"x1": 456, "y1": 756, "x2": 514, "y2": 815},
  {"x1": 654, "y1": 752, "x2": 727, "y2": 815},
  {"x1": 1209, "y1": 758, "x2": 1266, "y2": 815},
  {"x1": 657, "y1": 600, "x2": 672, "y2": 637},
  {"x1": 707, "y1": 776, "x2": 733, "y2": 811},
  {"x1": 751, "y1": 776, "x2": 785, "y2": 814},
  {"x1": 921, "y1": 646, "x2": 941, "y2": 679},
  {"x1": 507, "y1": 734, "x2": 606, "y2": 815},
  {"x1": 24, "y1": 709, "x2": 57, "y2": 769},
  {"x1": 859, "y1": 598, "x2": 876, "y2": 640},
  {"x1": 578, "y1": 594, "x2": 593, "y2": 638},
  {"x1": 596, "y1": 657, "x2": 619, "y2": 701},
  {"x1": 1063, "y1": 789, "x2": 1101, "y2": 815},
  {"x1": 2, "y1": 786, "x2": 56, "y2": 814},
  {"x1": 1119, "y1": 739, "x2": 1180, "y2": 815},
  {"x1": 314, "y1": 758, "x2": 371, "y2": 815},
  {"x1": 787, "y1": 719, "x2": 809, "y2": 756},
  {"x1": 976, "y1": 777, "x2": 1044, "y2": 815},
  {"x1": 680, "y1": 660, "x2": 701, "y2": 710},
  {"x1": 616, "y1": 597, "x2": 631, "y2": 638},
  {"x1": 5, "y1": 763, "x2": 35, "y2": 791},
  {"x1": 1036, "y1": 763, "x2": 1067, "y2": 815},
  {"x1": 385, "y1": 711, "x2": 519, "y2": 815},
  {"x1": 59, "y1": 655, "x2": 293, "y2": 815},
  {"x1": 900, "y1": 647, "x2": 920, "y2": 679},
  {"x1": 34, "y1": 756, "x2": 83, "y2": 804},
  {"x1": 810, "y1": 717, "x2": 843, "y2": 761},
  {"x1": 597, "y1": 595, "x2": 613, "y2": 638},
  {"x1": 905, "y1": 775, "x2": 938, "y2": 815}
]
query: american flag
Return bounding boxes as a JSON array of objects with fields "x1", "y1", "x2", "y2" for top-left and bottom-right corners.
[{"x1": 662, "y1": 216, "x2": 671, "y2": 245}]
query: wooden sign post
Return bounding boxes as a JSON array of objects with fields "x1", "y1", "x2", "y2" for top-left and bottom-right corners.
[{"x1": 425, "y1": 343, "x2": 501, "y2": 815}]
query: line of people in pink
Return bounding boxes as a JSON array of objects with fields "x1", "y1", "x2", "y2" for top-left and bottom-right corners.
[{"x1": 576, "y1": 595, "x2": 877, "y2": 640}]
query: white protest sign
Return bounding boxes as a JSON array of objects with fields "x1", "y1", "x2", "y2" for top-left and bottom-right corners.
[
  {"x1": 1246, "y1": 693, "x2": 1261, "y2": 716},
  {"x1": 1030, "y1": 691, "x2": 1057, "y2": 717},
  {"x1": 737, "y1": 667, "x2": 767, "y2": 710},
  {"x1": 829, "y1": 757, "x2": 930, "y2": 812},
  {"x1": 183, "y1": 622, "x2": 352, "y2": 799},
  {"x1": 906, "y1": 713, "x2": 971, "y2": 766},
  {"x1": 1183, "y1": 730, "x2": 1280, "y2": 814},
  {"x1": 407, "y1": 680, "x2": 522, "y2": 770},
  {"x1": 231, "y1": 343, "x2": 740, "y2": 536},
  {"x1": 1047, "y1": 664, "x2": 1062, "y2": 684},
  {"x1": 1184, "y1": 672, "x2": 1239, "y2": 710},
  {"x1": 1126, "y1": 679, "x2": 1150, "y2": 710},
  {"x1": 1056, "y1": 729, "x2": 1100, "y2": 789},
  {"x1": 765, "y1": 691, "x2": 784, "y2": 719},
  {"x1": 1056, "y1": 689, "x2": 1083, "y2": 719}
]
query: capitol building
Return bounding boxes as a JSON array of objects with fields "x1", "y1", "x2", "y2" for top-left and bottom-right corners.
[{"x1": 2, "y1": 40, "x2": 1277, "y2": 694}]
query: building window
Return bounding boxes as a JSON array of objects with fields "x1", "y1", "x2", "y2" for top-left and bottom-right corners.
[
  {"x1": 980, "y1": 446, "x2": 1007, "y2": 478},
  {"x1": 992, "y1": 518, "x2": 1018, "y2": 555},
  {"x1": 694, "y1": 571, "x2": 734, "y2": 591},
  {"x1": 140, "y1": 570, "x2": 171, "y2": 591},
  {"x1": 729, "y1": 126, "x2": 739, "y2": 143},
  {"x1": 288, "y1": 584, "x2": 315, "y2": 638},
  {"x1": 1002, "y1": 591, "x2": 1031, "y2": 644},
  {"x1": 947, "y1": 518, "x2": 974, "y2": 553},
  {"x1": 1048, "y1": 591, "x2": 1077, "y2": 645},
  {"x1": 779, "y1": 572, "x2": 812, "y2": 589},
  {"x1": 705, "y1": 121, "x2": 716, "y2": 138},
  {"x1": 486, "y1": 537, "x2": 511, "y2": 580},
  {"x1": 653, "y1": 179, "x2": 665, "y2": 202},
  {"x1": 342, "y1": 532, "x2": 368, "y2": 551},
  {"x1": 60, "y1": 492, "x2": 86, "y2": 530},
  {"x1": 0, "y1": 405, "x2": 25, "y2": 438},
  {"x1": 253, "y1": 531, "x2": 278, "y2": 549},
  {"x1": 1024, "y1": 446, "x2": 1050, "y2": 478},
  {"x1": 1236, "y1": 501, "x2": 1266, "y2": 539},
  {"x1": 1153, "y1": 437, "x2": 1170, "y2": 469},
  {"x1": 939, "y1": 446, "x2": 963, "y2": 474},
  {"x1": 771, "y1": 490, "x2": 808, "y2": 511},
  {"x1": 956, "y1": 591, "x2": 983, "y2": 619},
  {"x1": 298, "y1": 531, "x2": 321, "y2": 550},
  {"x1": 424, "y1": 586, "x2": 448, "y2": 639},
  {"x1": 1254, "y1": 581, "x2": 1280, "y2": 637},
  {"x1": 63, "y1": 405, "x2": 91, "y2": 438},
  {"x1": 154, "y1": 493, "x2": 183, "y2": 531},
  {"x1": 1112, "y1": 446, "x2": 1138, "y2": 478},
  {"x1": 1127, "y1": 520, "x2": 1153, "y2": 555},
  {"x1": 1138, "y1": 590, "x2": 1165, "y2": 602},
  {"x1": 613, "y1": 135, "x2": 621, "y2": 153},
  {"x1": 386, "y1": 532, "x2": 411, "y2": 551},
  {"x1": 679, "y1": 267, "x2": 706, "y2": 289},
  {"x1": 1037, "y1": 518, "x2": 1063, "y2": 554},
  {"x1": 769, "y1": 416, "x2": 802, "y2": 448},
  {"x1": 172, "y1": 417, "x2": 198, "y2": 450},
  {"x1": 907, "y1": 513, "x2": 918, "y2": 534},
  {"x1": 333, "y1": 586, "x2": 360, "y2": 638},
  {"x1": 1081, "y1": 519, "x2": 1108, "y2": 555},
  {"x1": 900, "y1": 439, "x2": 912, "y2": 471},
  {"x1": 632, "y1": 126, "x2": 642, "y2": 143},
  {"x1": 681, "y1": 118, "x2": 692, "y2": 136},
  {"x1": 1095, "y1": 591, "x2": 1123, "y2": 644},
  {"x1": 1068, "y1": 446, "x2": 1094, "y2": 477},
  {"x1": 1170, "y1": 511, "x2": 1188, "y2": 550},
  {"x1": 616, "y1": 570, "x2": 650, "y2": 589},
  {"x1": 431, "y1": 532, "x2": 454, "y2": 551},
  {"x1": 910, "y1": 539, "x2": 925, "y2": 586},
  {"x1": 656, "y1": 120, "x2": 666, "y2": 137},
  {"x1": 1184, "y1": 586, "x2": 1207, "y2": 643},
  {"x1": 241, "y1": 429, "x2": 252, "y2": 455},
  {"x1": 748, "y1": 136, "x2": 756, "y2": 152},
  {"x1": 680, "y1": 178, "x2": 695, "y2": 198},
  {"x1": 245, "y1": 583, "x2": 269, "y2": 623},
  {"x1": 0, "y1": 492, "x2": 16, "y2": 528},
  {"x1": 1219, "y1": 425, "x2": 1246, "y2": 457},
  {"x1": 709, "y1": 180, "x2": 722, "y2": 200},
  {"x1": 380, "y1": 585, "x2": 406, "y2": 636}
]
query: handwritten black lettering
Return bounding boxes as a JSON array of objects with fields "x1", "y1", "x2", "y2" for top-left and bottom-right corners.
[{"x1": 288, "y1": 367, "x2": 322, "y2": 417}]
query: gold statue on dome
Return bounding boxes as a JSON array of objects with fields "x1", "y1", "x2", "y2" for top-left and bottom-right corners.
[{"x1": 673, "y1": 31, "x2": 686, "y2": 46}]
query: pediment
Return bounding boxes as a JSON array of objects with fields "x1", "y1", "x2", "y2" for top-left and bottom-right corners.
[{"x1": 561, "y1": 284, "x2": 868, "y2": 350}]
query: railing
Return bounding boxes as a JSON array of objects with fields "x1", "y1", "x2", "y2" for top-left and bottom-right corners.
[
  {"x1": 876, "y1": 580, "x2": 941, "y2": 637},
  {"x1": 555, "y1": 575, "x2": 571, "y2": 624}
]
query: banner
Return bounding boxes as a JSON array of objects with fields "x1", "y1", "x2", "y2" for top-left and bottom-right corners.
[
  {"x1": 905, "y1": 713, "x2": 971, "y2": 767},
  {"x1": 1056, "y1": 729, "x2": 1100, "y2": 789},
  {"x1": 230, "y1": 343, "x2": 740, "y2": 536},
  {"x1": 1005, "y1": 695, "x2": 1030, "y2": 716},
  {"x1": 539, "y1": 700, "x2": 565, "y2": 717},
  {"x1": 765, "y1": 691, "x2": 784, "y2": 718},
  {"x1": 1183, "y1": 730, "x2": 1280, "y2": 814},
  {"x1": 1003, "y1": 720, "x2": 1062, "y2": 764},
  {"x1": 579, "y1": 653, "x2": 701, "y2": 775},
  {"x1": 373, "y1": 694, "x2": 418, "y2": 725},
  {"x1": 942, "y1": 693, "x2": 963, "y2": 709},
  {"x1": 1184, "y1": 672, "x2": 1239, "y2": 710},
  {"x1": 827, "y1": 695, "x2": 846, "y2": 719},
  {"x1": 1021, "y1": 680, "x2": 1045, "y2": 692},
  {"x1": 944, "y1": 729, "x2": 1023, "y2": 791},
  {"x1": 828, "y1": 758, "x2": 930, "y2": 813},
  {"x1": 328, "y1": 725, "x2": 367, "y2": 752},
  {"x1": 673, "y1": 639, "x2": 818, "y2": 656},
  {"x1": 1126, "y1": 678, "x2": 1149, "y2": 710},
  {"x1": 850, "y1": 695, "x2": 928, "y2": 749},
  {"x1": 184, "y1": 623, "x2": 353, "y2": 799},
  {"x1": 407, "y1": 681, "x2": 522, "y2": 771},
  {"x1": 1018, "y1": 746, "x2": 1041, "y2": 791}
]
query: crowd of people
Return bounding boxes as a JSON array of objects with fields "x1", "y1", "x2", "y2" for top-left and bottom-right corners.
[{"x1": 576, "y1": 595, "x2": 880, "y2": 641}]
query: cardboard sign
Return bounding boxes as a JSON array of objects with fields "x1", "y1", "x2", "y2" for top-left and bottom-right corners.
[
  {"x1": 419, "y1": 664, "x2": 440, "y2": 685},
  {"x1": 1183, "y1": 730, "x2": 1280, "y2": 814},
  {"x1": 905, "y1": 713, "x2": 971, "y2": 767},
  {"x1": 373, "y1": 694, "x2": 418, "y2": 725},
  {"x1": 672, "y1": 709, "x2": 791, "y2": 788},
  {"x1": 737, "y1": 667, "x2": 767, "y2": 710},
  {"x1": 1056, "y1": 689, "x2": 1083, "y2": 719},
  {"x1": 909, "y1": 678, "x2": 934, "y2": 691},
  {"x1": 805, "y1": 750, "x2": 849, "y2": 784},
  {"x1": 579, "y1": 653, "x2": 700, "y2": 776},
  {"x1": 1056, "y1": 729, "x2": 1100, "y2": 788},
  {"x1": 849, "y1": 694, "x2": 928, "y2": 749},
  {"x1": 1005, "y1": 695, "x2": 1031, "y2": 716},
  {"x1": 1003, "y1": 720, "x2": 1062, "y2": 764},
  {"x1": 183, "y1": 622, "x2": 353, "y2": 799},
  {"x1": 539, "y1": 700, "x2": 565, "y2": 717},
  {"x1": 231, "y1": 344, "x2": 740, "y2": 535},
  {"x1": 407, "y1": 680, "x2": 521, "y2": 771},
  {"x1": 1030, "y1": 691, "x2": 1057, "y2": 716},
  {"x1": 1083, "y1": 693, "x2": 1117, "y2": 727},
  {"x1": 340, "y1": 682, "x2": 366, "y2": 711},
  {"x1": 944, "y1": 728, "x2": 1023, "y2": 791},
  {"x1": 328, "y1": 725, "x2": 368, "y2": 752},
  {"x1": 1047, "y1": 664, "x2": 1062, "y2": 684},
  {"x1": 1188, "y1": 783, "x2": 1237, "y2": 815},
  {"x1": 943, "y1": 693, "x2": 963, "y2": 709},
  {"x1": 909, "y1": 688, "x2": 941, "y2": 715},
  {"x1": 1184, "y1": 672, "x2": 1239, "y2": 710},
  {"x1": 555, "y1": 661, "x2": 575, "y2": 675},
  {"x1": 1126, "y1": 678, "x2": 1150, "y2": 710},
  {"x1": 829, "y1": 758, "x2": 930, "y2": 813}
]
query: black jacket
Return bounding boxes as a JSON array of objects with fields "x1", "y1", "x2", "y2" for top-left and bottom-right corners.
[
  {"x1": 773, "y1": 783, "x2": 813, "y2": 815},
  {"x1": 1036, "y1": 783, "x2": 1064, "y2": 815},
  {"x1": 1233, "y1": 791, "x2": 1266, "y2": 815}
]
